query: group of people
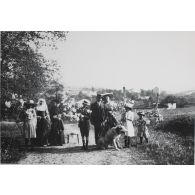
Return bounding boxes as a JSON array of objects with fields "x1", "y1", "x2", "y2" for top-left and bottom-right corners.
[
  {"x1": 18, "y1": 93, "x2": 149, "y2": 151},
  {"x1": 18, "y1": 98, "x2": 64, "y2": 149},
  {"x1": 77, "y1": 93, "x2": 149, "y2": 150}
]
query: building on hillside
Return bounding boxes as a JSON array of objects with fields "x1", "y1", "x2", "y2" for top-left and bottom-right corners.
[{"x1": 167, "y1": 103, "x2": 176, "y2": 109}]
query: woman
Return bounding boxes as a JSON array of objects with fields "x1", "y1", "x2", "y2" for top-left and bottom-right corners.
[
  {"x1": 36, "y1": 98, "x2": 51, "y2": 146},
  {"x1": 22, "y1": 100, "x2": 37, "y2": 150},
  {"x1": 121, "y1": 103, "x2": 137, "y2": 147},
  {"x1": 49, "y1": 99, "x2": 65, "y2": 146}
]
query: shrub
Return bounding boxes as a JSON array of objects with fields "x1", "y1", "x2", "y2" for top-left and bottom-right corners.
[
  {"x1": 1, "y1": 121, "x2": 25, "y2": 163},
  {"x1": 155, "y1": 115, "x2": 194, "y2": 136},
  {"x1": 1, "y1": 137, "x2": 25, "y2": 163},
  {"x1": 138, "y1": 129, "x2": 194, "y2": 165}
]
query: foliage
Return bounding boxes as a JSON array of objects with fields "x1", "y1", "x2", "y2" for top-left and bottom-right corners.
[
  {"x1": 138, "y1": 129, "x2": 194, "y2": 165},
  {"x1": 1, "y1": 31, "x2": 67, "y2": 102},
  {"x1": 1, "y1": 121, "x2": 25, "y2": 163},
  {"x1": 155, "y1": 115, "x2": 194, "y2": 136},
  {"x1": 74, "y1": 91, "x2": 92, "y2": 101},
  {"x1": 1, "y1": 137, "x2": 25, "y2": 163},
  {"x1": 161, "y1": 95, "x2": 189, "y2": 107},
  {"x1": 43, "y1": 79, "x2": 65, "y2": 103}
]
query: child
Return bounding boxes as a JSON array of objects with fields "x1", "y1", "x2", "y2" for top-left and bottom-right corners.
[
  {"x1": 136, "y1": 112, "x2": 149, "y2": 144},
  {"x1": 121, "y1": 103, "x2": 137, "y2": 147},
  {"x1": 21, "y1": 100, "x2": 37, "y2": 150},
  {"x1": 78, "y1": 100, "x2": 91, "y2": 150}
]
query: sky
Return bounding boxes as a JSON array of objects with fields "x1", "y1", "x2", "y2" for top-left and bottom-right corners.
[{"x1": 41, "y1": 32, "x2": 195, "y2": 93}]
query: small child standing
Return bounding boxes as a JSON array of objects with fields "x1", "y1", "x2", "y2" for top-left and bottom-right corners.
[{"x1": 136, "y1": 112, "x2": 149, "y2": 144}]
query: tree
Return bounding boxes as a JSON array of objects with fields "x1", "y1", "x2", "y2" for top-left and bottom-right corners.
[
  {"x1": 43, "y1": 80, "x2": 65, "y2": 103},
  {"x1": 1, "y1": 31, "x2": 67, "y2": 101}
]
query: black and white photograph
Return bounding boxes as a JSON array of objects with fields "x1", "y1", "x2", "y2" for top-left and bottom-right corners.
[{"x1": 1, "y1": 31, "x2": 194, "y2": 165}]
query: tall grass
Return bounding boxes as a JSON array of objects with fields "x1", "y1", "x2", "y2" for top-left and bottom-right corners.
[
  {"x1": 138, "y1": 129, "x2": 194, "y2": 164},
  {"x1": 138, "y1": 113, "x2": 194, "y2": 165}
]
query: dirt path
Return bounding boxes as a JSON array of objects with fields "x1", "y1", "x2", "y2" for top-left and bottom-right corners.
[{"x1": 17, "y1": 124, "x2": 155, "y2": 165}]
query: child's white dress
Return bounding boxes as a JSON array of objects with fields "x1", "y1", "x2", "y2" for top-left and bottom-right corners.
[{"x1": 123, "y1": 111, "x2": 136, "y2": 137}]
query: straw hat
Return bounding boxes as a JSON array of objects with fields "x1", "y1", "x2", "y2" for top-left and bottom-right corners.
[{"x1": 124, "y1": 103, "x2": 134, "y2": 109}]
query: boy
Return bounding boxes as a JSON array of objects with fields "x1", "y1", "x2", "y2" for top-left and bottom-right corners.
[{"x1": 136, "y1": 112, "x2": 149, "y2": 144}]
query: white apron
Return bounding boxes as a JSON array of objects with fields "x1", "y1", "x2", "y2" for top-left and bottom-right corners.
[{"x1": 124, "y1": 111, "x2": 136, "y2": 137}]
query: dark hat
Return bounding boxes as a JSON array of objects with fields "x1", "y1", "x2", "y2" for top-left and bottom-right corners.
[
  {"x1": 83, "y1": 99, "x2": 90, "y2": 105},
  {"x1": 96, "y1": 93, "x2": 102, "y2": 98},
  {"x1": 137, "y1": 111, "x2": 145, "y2": 116},
  {"x1": 101, "y1": 93, "x2": 113, "y2": 98}
]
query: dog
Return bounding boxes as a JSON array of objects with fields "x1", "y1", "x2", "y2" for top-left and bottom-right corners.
[{"x1": 97, "y1": 125, "x2": 127, "y2": 150}]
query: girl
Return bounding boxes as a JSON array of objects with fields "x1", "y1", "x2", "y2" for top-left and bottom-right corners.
[
  {"x1": 23, "y1": 100, "x2": 37, "y2": 150},
  {"x1": 121, "y1": 103, "x2": 137, "y2": 147}
]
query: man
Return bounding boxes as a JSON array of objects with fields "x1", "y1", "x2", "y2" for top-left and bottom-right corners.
[
  {"x1": 101, "y1": 93, "x2": 119, "y2": 136},
  {"x1": 90, "y1": 94, "x2": 105, "y2": 145}
]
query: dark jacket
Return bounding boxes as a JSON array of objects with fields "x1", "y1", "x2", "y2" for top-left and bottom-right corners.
[{"x1": 90, "y1": 101, "x2": 105, "y2": 125}]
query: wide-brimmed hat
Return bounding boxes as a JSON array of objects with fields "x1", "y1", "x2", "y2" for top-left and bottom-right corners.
[
  {"x1": 124, "y1": 103, "x2": 134, "y2": 109},
  {"x1": 137, "y1": 111, "x2": 145, "y2": 116},
  {"x1": 101, "y1": 93, "x2": 113, "y2": 98}
]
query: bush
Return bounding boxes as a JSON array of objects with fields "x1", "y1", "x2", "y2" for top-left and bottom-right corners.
[
  {"x1": 1, "y1": 137, "x2": 25, "y2": 163},
  {"x1": 155, "y1": 115, "x2": 194, "y2": 136},
  {"x1": 1, "y1": 121, "x2": 25, "y2": 163},
  {"x1": 138, "y1": 129, "x2": 194, "y2": 165}
]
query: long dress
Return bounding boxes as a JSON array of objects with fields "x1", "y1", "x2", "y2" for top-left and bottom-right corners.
[
  {"x1": 36, "y1": 110, "x2": 51, "y2": 146},
  {"x1": 49, "y1": 104, "x2": 65, "y2": 145},
  {"x1": 122, "y1": 110, "x2": 136, "y2": 137},
  {"x1": 24, "y1": 108, "x2": 37, "y2": 139}
]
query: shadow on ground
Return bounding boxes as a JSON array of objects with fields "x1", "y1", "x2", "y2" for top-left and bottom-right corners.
[{"x1": 30, "y1": 145, "x2": 105, "y2": 155}]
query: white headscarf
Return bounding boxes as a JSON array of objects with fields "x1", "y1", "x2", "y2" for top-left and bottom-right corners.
[{"x1": 36, "y1": 98, "x2": 48, "y2": 111}]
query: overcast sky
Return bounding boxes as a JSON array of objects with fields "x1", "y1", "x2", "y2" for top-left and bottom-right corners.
[{"x1": 42, "y1": 31, "x2": 195, "y2": 93}]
